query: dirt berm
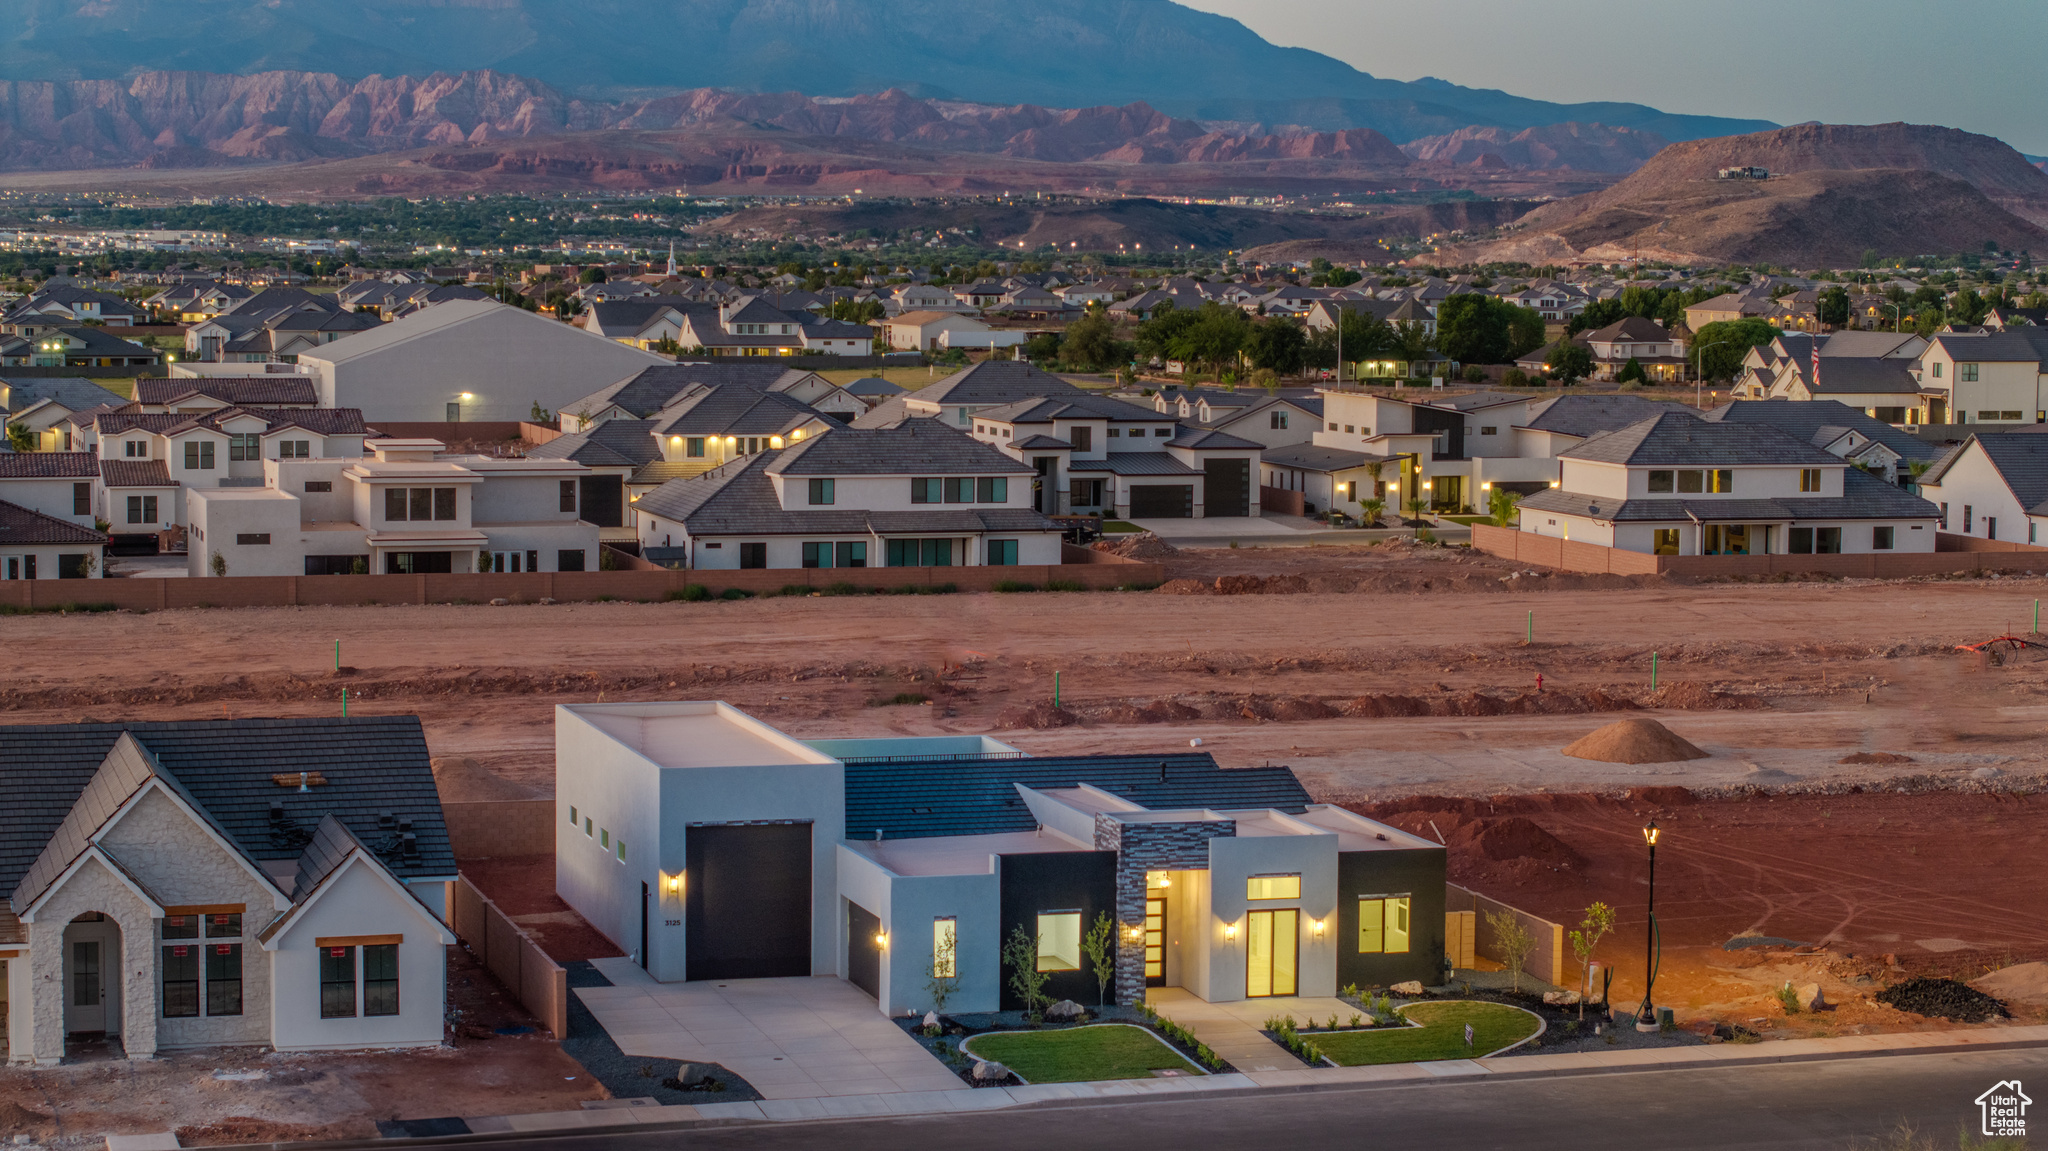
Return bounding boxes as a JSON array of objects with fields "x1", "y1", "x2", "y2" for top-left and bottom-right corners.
[{"x1": 1561, "y1": 718, "x2": 1710, "y2": 764}]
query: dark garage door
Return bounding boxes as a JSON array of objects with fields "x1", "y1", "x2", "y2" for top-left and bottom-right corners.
[
  {"x1": 685, "y1": 823, "x2": 812, "y2": 980},
  {"x1": 846, "y1": 902, "x2": 882, "y2": 999},
  {"x1": 580, "y1": 475, "x2": 625, "y2": 528},
  {"x1": 1129, "y1": 484, "x2": 1194, "y2": 518},
  {"x1": 1204, "y1": 458, "x2": 1250, "y2": 517}
]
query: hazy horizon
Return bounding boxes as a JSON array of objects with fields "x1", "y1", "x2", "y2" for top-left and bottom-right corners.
[{"x1": 1183, "y1": 0, "x2": 2048, "y2": 155}]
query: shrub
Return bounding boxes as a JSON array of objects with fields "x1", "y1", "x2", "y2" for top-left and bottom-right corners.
[
  {"x1": 667, "y1": 585, "x2": 712, "y2": 602},
  {"x1": 719, "y1": 588, "x2": 753, "y2": 600},
  {"x1": 992, "y1": 580, "x2": 1038, "y2": 593},
  {"x1": 1775, "y1": 982, "x2": 1802, "y2": 1014},
  {"x1": 820, "y1": 581, "x2": 860, "y2": 596},
  {"x1": 871, "y1": 692, "x2": 929, "y2": 707},
  {"x1": 1461, "y1": 364, "x2": 1486, "y2": 383},
  {"x1": 1045, "y1": 579, "x2": 1085, "y2": 592},
  {"x1": 777, "y1": 584, "x2": 810, "y2": 597}
]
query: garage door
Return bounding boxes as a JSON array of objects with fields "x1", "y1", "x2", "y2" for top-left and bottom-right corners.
[
  {"x1": 1129, "y1": 484, "x2": 1194, "y2": 518},
  {"x1": 1204, "y1": 458, "x2": 1250, "y2": 517},
  {"x1": 685, "y1": 823, "x2": 812, "y2": 981},
  {"x1": 846, "y1": 902, "x2": 882, "y2": 999}
]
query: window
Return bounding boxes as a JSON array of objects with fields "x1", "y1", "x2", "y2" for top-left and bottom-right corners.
[
  {"x1": 163, "y1": 944, "x2": 200, "y2": 1017},
  {"x1": 228, "y1": 432, "x2": 261, "y2": 462},
  {"x1": 1328, "y1": 422, "x2": 1338, "y2": 431},
  {"x1": 559, "y1": 549, "x2": 588, "y2": 571},
  {"x1": 933, "y1": 917, "x2": 958, "y2": 979},
  {"x1": 600, "y1": 829, "x2": 610, "y2": 849},
  {"x1": 1344, "y1": 425, "x2": 1355, "y2": 434},
  {"x1": 1155, "y1": 427, "x2": 1170, "y2": 437},
  {"x1": 183, "y1": 441, "x2": 215, "y2": 470},
  {"x1": 1035, "y1": 911, "x2": 1082, "y2": 972},
  {"x1": 280, "y1": 440, "x2": 310, "y2": 459},
  {"x1": 909, "y1": 477, "x2": 943, "y2": 504},
  {"x1": 1676, "y1": 470, "x2": 1703, "y2": 494},
  {"x1": 2003, "y1": 411, "x2": 2024, "y2": 421},
  {"x1": 1107, "y1": 428, "x2": 1122, "y2": 438},
  {"x1": 320, "y1": 946, "x2": 356, "y2": 1018},
  {"x1": 73, "y1": 482, "x2": 89, "y2": 515},
  {"x1": 1246, "y1": 874, "x2": 1302, "y2": 900},
  {"x1": 1069, "y1": 426, "x2": 1092, "y2": 452},
  {"x1": 956, "y1": 407, "x2": 971, "y2": 426},
  {"x1": 1987, "y1": 516, "x2": 1998, "y2": 541},
  {"x1": 126, "y1": 439, "x2": 148, "y2": 458},
  {"x1": 1357, "y1": 895, "x2": 1412, "y2": 954},
  {"x1": 165, "y1": 913, "x2": 198, "y2": 939},
  {"x1": 686, "y1": 437, "x2": 706, "y2": 458},
  {"x1": 986, "y1": 539, "x2": 1018, "y2": 566},
  {"x1": 236, "y1": 533, "x2": 271, "y2": 546},
  {"x1": 1789, "y1": 527, "x2": 1812, "y2": 554},
  {"x1": 1979, "y1": 411, "x2": 2002, "y2": 422},
  {"x1": 885, "y1": 538, "x2": 954, "y2": 567},
  {"x1": 836, "y1": 541, "x2": 867, "y2": 568},
  {"x1": 802, "y1": 541, "x2": 833, "y2": 568},
  {"x1": 808, "y1": 478, "x2": 835, "y2": 505},
  {"x1": 363, "y1": 944, "x2": 399, "y2": 1017},
  {"x1": 1873, "y1": 525, "x2": 1895, "y2": 550},
  {"x1": 1874, "y1": 407, "x2": 1906, "y2": 424},
  {"x1": 1648, "y1": 470, "x2": 1674, "y2": 494},
  {"x1": 206, "y1": 944, "x2": 243, "y2": 1017},
  {"x1": 1939, "y1": 502, "x2": 1949, "y2": 530},
  {"x1": 304, "y1": 481, "x2": 332, "y2": 493},
  {"x1": 585, "y1": 817, "x2": 593, "y2": 837},
  {"x1": 1960, "y1": 362, "x2": 1980, "y2": 382},
  {"x1": 1932, "y1": 361, "x2": 1943, "y2": 379},
  {"x1": 1653, "y1": 528, "x2": 1680, "y2": 556},
  {"x1": 976, "y1": 476, "x2": 1008, "y2": 502},
  {"x1": 1800, "y1": 468, "x2": 1822, "y2": 492},
  {"x1": 386, "y1": 487, "x2": 457, "y2": 522},
  {"x1": 617, "y1": 838, "x2": 626, "y2": 863},
  {"x1": 943, "y1": 476, "x2": 972, "y2": 503},
  {"x1": 569, "y1": 805, "x2": 578, "y2": 826},
  {"x1": 127, "y1": 495, "x2": 158, "y2": 524},
  {"x1": 1271, "y1": 411, "x2": 1289, "y2": 430},
  {"x1": 736, "y1": 542, "x2": 766, "y2": 568},
  {"x1": 560, "y1": 480, "x2": 577, "y2": 512},
  {"x1": 1964, "y1": 505, "x2": 1974, "y2": 532}
]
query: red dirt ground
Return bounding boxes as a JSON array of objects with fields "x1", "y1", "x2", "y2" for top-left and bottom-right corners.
[{"x1": 462, "y1": 855, "x2": 625, "y2": 963}]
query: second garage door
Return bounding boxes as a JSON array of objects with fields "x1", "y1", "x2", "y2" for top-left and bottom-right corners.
[
  {"x1": 1204, "y1": 458, "x2": 1250, "y2": 517},
  {"x1": 1129, "y1": 484, "x2": 1194, "y2": 518},
  {"x1": 685, "y1": 822, "x2": 813, "y2": 981}
]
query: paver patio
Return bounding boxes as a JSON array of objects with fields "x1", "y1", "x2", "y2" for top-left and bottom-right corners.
[
  {"x1": 576, "y1": 959, "x2": 966, "y2": 1100},
  {"x1": 1146, "y1": 987, "x2": 1354, "y2": 1071}
]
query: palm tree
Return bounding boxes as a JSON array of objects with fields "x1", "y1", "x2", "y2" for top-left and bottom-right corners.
[
  {"x1": 1360, "y1": 496, "x2": 1386, "y2": 527},
  {"x1": 1487, "y1": 486, "x2": 1523, "y2": 527}
]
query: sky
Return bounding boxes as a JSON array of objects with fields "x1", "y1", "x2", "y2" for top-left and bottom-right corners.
[{"x1": 1180, "y1": 0, "x2": 2048, "y2": 155}]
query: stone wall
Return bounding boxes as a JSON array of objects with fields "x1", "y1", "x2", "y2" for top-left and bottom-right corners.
[
  {"x1": 24, "y1": 857, "x2": 161, "y2": 1064},
  {"x1": 1094, "y1": 814, "x2": 1235, "y2": 1006}
]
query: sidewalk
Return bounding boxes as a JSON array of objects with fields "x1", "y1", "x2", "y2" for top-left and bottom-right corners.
[
  {"x1": 1147, "y1": 988, "x2": 1343, "y2": 1072},
  {"x1": 429, "y1": 1022, "x2": 2048, "y2": 1138}
]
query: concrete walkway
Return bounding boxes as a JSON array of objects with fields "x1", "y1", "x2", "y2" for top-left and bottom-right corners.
[
  {"x1": 1146, "y1": 988, "x2": 1352, "y2": 1071},
  {"x1": 574, "y1": 960, "x2": 964, "y2": 1101}
]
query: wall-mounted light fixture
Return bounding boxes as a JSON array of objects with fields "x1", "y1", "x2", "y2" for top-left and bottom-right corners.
[
  {"x1": 1312, "y1": 918, "x2": 1326, "y2": 937},
  {"x1": 664, "y1": 872, "x2": 683, "y2": 896},
  {"x1": 874, "y1": 931, "x2": 888, "y2": 949},
  {"x1": 1223, "y1": 922, "x2": 1237, "y2": 941},
  {"x1": 1125, "y1": 924, "x2": 1144, "y2": 942}
]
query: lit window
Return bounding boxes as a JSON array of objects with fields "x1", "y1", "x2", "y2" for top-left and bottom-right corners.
[
  {"x1": 600, "y1": 829, "x2": 610, "y2": 849},
  {"x1": 1246, "y1": 874, "x2": 1302, "y2": 901},
  {"x1": 1036, "y1": 911, "x2": 1082, "y2": 972},
  {"x1": 933, "y1": 917, "x2": 958, "y2": 979},
  {"x1": 1358, "y1": 895, "x2": 1412, "y2": 954},
  {"x1": 585, "y1": 817, "x2": 593, "y2": 837},
  {"x1": 569, "y1": 805, "x2": 578, "y2": 826}
]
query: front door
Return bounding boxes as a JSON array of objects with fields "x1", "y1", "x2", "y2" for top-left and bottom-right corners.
[
  {"x1": 1246, "y1": 909, "x2": 1298, "y2": 998},
  {"x1": 67, "y1": 940, "x2": 104, "y2": 1033},
  {"x1": 1144, "y1": 896, "x2": 1167, "y2": 988}
]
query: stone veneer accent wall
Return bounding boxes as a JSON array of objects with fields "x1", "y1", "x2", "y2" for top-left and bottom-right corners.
[{"x1": 1094, "y1": 813, "x2": 1234, "y2": 1006}]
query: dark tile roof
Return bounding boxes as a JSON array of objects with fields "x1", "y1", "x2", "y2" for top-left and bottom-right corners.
[
  {"x1": 2, "y1": 377, "x2": 127, "y2": 415},
  {"x1": 1584, "y1": 317, "x2": 1675, "y2": 342},
  {"x1": 1167, "y1": 427, "x2": 1262, "y2": 450},
  {"x1": 220, "y1": 287, "x2": 343, "y2": 317},
  {"x1": 844, "y1": 754, "x2": 1314, "y2": 840},
  {"x1": 918, "y1": 361, "x2": 1086, "y2": 405},
  {"x1": 527, "y1": 418, "x2": 661, "y2": 468},
  {"x1": 0, "y1": 716, "x2": 454, "y2": 905},
  {"x1": 0, "y1": 498, "x2": 105, "y2": 545},
  {"x1": 132, "y1": 377, "x2": 320, "y2": 407},
  {"x1": 768, "y1": 420, "x2": 1030, "y2": 477},
  {"x1": 1788, "y1": 357, "x2": 1922, "y2": 396},
  {"x1": 1927, "y1": 331, "x2": 2048, "y2": 364},
  {"x1": 48, "y1": 327, "x2": 158, "y2": 356},
  {"x1": 1517, "y1": 468, "x2": 1937, "y2": 523},
  {"x1": 1012, "y1": 434, "x2": 1072, "y2": 450},
  {"x1": 1521, "y1": 394, "x2": 1697, "y2": 437},
  {"x1": 1936, "y1": 434, "x2": 2048, "y2": 514},
  {"x1": 1703, "y1": 399, "x2": 1939, "y2": 461},
  {"x1": 842, "y1": 377, "x2": 906, "y2": 397},
  {"x1": 592, "y1": 364, "x2": 814, "y2": 419},
  {"x1": 1261, "y1": 444, "x2": 1381, "y2": 471},
  {"x1": 0, "y1": 451, "x2": 99, "y2": 478},
  {"x1": 977, "y1": 394, "x2": 1165, "y2": 424},
  {"x1": 650, "y1": 385, "x2": 822, "y2": 438},
  {"x1": 1564, "y1": 412, "x2": 1842, "y2": 466},
  {"x1": 98, "y1": 459, "x2": 177, "y2": 488},
  {"x1": 1071, "y1": 452, "x2": 1202, "y2": 476},
  {"x1": 636, "y1": 451, "x2": 1056, "y2": 536}
]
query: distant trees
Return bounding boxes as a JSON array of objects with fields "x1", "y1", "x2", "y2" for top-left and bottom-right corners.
[
  {"x1": 1061, "y1": 309, "x2": 1121, "y2": 370},
  {"x1": 1435, "y1": 295, "x2": 1545, "y2": 364},
  {"x1": 1690, "y1": 318, "x2": 1779, "y2": 380},
  {"x1": 1818, "y1": 286, "x2": 1850, "y2": 328},
  {"x1": 1545, "y1": 340, "x2": 1593, "y2": 385},
  {"x1": 1242, "y1": 316, "x2": 1308, "y2": 375},
  {"x1": 1305, "y1": 309, "x2": 1394, "y2": 373}
]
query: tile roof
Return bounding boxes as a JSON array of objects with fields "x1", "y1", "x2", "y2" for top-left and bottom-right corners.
[
  {"x1": 1011, "y1": 434, "x2": 1072, "y2": 450},
  {"x1": 842, "y1": 377, "x2": 906, "y2": 397},
  {"x1": 1260, "y1": 444, "x2": 1382, "y2": 471},
  {"x1": 976, "y1": 394, "x2": 1164, "y2": 424},
  {"x1": 527, "y1": 418, "x2": 661, "y2": 468},
  {"x1": 1520, "y1": 394, "x2": 1697, "y2": 437},
  {"x1": 767, "y1": 420, "x2": 1030, "y2": 477},
  {"x1": 131, "y1": 377, "x2": 320, "y2": 407},
  {"x1": 1933, "y1": 434, "x2": 2048, "y2": 514},
  {"x1": 98, "y1": 459, "x2": 177, "y2": 488},
  {"x1": 1517, "y1": 468, "x2": 1937, "y2": 523},
  {"x1": 1926, "y1": 330, "x2": 2048, "y2": 364},
  {"x1": 1585, "y1": 317, "x2": 1677, "y2": 343},
  {"x1": 916, "y1": 361, "x2": 1086, "y2": 405},
  {"x1": 844, "y1": 754, "x2": 1313, "y2": 840},
  {"x1": 590, "y1": 363, "x2": 817, "y2": 418},
  {"x1": 1070, "y1": 452, "x2": 1203, "y2": 476},
  {"x1": 636, "y1": 451, "x2": 1056, "y2": 536},
  {"x1": 0, "y1": 498, "x2": 105, "y2": 545},
  {"x1": 649, "y1": 385, "x2": 823, "y2": 438},
  {"x1": 1167, "y1": 427, "x2": 1262, "y2": 449},
  {"x1": 0, "y1": 451, "x2": 99, "y2": 478},
  {"x1": 0, "y1": 716, "x2": 454, "y2": 906},
  {"x1": 1563, "y1": 412, "x2": 1842, "y2": 467},
  {"x1": 2, "y1": 377, "x2": 127, "y2": 415},
  {"x1": 1702, "y1": 399, "x2": 1939, "y2": 461}
]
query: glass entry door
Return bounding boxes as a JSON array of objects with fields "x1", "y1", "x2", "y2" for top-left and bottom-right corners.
[
  {"x1": 1144, "y1": 896, "x2": 1167, "y2": 987},
  {"x1": 1246, "y1": 909, "x2": 1298, "y2": 998}
]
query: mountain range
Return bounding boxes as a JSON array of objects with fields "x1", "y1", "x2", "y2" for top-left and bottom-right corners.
[{"x1": 0, "y1": 0, "x2": 1775, "y2": 145}]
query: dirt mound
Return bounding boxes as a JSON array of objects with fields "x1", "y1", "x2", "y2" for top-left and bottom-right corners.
[
  {"x1": 1141, "y1": 699, "x2": 1201, "y2": 722},
  {"x1": 1268, "y1": 696, "x2": 1338, "y2": 721},
  {"x1": 1627, "y1": 786, "x2": 1698, "y2": 807},
  {"x1": 1561, "y1": 718, "x2": 1710, "y2": 764},
  {"x1": 1639, "y1": 681, "x2": 1766, "y2": 711},
  {"x1": 1462, "y1": 816, "x2": 1585, "y2": 868},
  {"x1": 177, "y1": 1117, "x2": 364, "y2": 1147},
  {"x1": 1875, "y1": 977, "x2": 2009, "y2": 1022},
  {"x1": 1839, "y1": 751, "x2": 1915, "y2": 765},
  {"x1": 1972, "y1": 962, "x2": 2048, "y2": 1005},
  {"x1": 996, "y1": 702, "x2": 1079, "y2": 729},
  {"x1": 0, "y1": 1102, "x2": 54, "y2": 1136},
  {"x1": 1094, "y1": 531, "x2": 1179, "y2": 561},
  {"x1": 1154, "y1": 578, "x2": 1214, "y2": 595},
  {"x1": 432, "y1": 755, "x2": 536, "y2": 803}
]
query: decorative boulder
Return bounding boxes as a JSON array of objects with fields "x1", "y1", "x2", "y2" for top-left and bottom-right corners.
[
  {"x1": 922, "y1": 1011, "x2": 941, "y2": 1029},
  {"x1": 1796, "y1": 983, "x2": 1827, "y2": 1011},
  {"x1": 972, "y1": 1060, "x2": 1009, "y2": 1082},
  {"x1": 676, "y1": 1063, "x2": 715, "y2": 1087},
  {"x1": 1542, "y1": 990, "x2": 1582, "y2": 1006},
  {"x1": 1391, "y1": 981, "x2": 1426, "y2": 996},
  {"x1": 1045, "y1": 999, "x2": 1086, "y2": 1021}
]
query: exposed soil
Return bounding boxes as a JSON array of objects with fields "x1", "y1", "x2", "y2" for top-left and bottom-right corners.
[
  {"x1": 461, "y1": 855, "x2": 626, "y2": 963},
  {"x1": 1562, "y1": 718, "x2": 1710, "y2": 764}
]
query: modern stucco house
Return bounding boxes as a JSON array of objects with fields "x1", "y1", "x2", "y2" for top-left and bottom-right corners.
[
  {"x1": 0, "y1": 717, "x2": 457, "y2": 1065},
  {"x1": 555, "y1": 702, "x2": 1445, "y2": 1018}
]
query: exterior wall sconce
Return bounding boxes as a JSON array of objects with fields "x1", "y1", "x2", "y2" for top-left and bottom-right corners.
[
  {"x1": 874, "y1": 931, "x2": 888, "y2": 949},
  {"x1": 1312, "y1": 918, "x2": 1326, "y2": 937},
  {"x1": 1223, "y1": 922, "x2": 1237, "y2": 941},
  {"x1": 1125, "y1": 924, "x2": 1144, "y2": 942},
  {"x1": 664, "y1": 872, "x2": 683, "y2": 896}
]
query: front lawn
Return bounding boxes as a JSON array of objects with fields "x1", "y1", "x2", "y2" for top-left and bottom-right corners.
[
  {"x1": 1314, "y1": 1001, "x2": 1542, "y2": 1066},
  {"x1": 961, "y1": 1024, "x2": 1202, "y2": 1084},
  {"x1": 1101, "y1": 521, "x2": 1143, "y2": 533}
]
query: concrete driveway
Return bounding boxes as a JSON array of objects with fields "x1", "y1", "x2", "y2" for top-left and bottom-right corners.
[{"x1": 576, "y1": 959, "x2": 966, "y2": 1101}]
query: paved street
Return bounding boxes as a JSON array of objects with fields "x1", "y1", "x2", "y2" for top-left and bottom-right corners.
[{"x1": 436, "y1": 1046, "x2": 2048, "y2": 1151}]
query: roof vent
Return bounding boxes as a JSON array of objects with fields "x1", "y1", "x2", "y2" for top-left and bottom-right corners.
[
  {"x1": 377, "y1": 810, "x2": 396, "y2": 828},
  {"x1": 1158, "y1": 760, "x2": 1169, "y2": 783},
  {"x1": 400, "y1": 832, "x2": 419, "y2": 862},
  {"x1": 397, "y1": 815, "x2": 413, "y2": 834}
]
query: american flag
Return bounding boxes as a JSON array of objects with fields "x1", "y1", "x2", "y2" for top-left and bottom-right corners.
[{"x1": 1811, "y1": 340, "x2": 1821, "y2": 391}]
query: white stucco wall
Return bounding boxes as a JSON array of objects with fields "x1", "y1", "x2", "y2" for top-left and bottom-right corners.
[
  {"x1": 835, "y1": 846, "x2": 1003, "y2": 1017},
  {"x1": 266, "y1": 858, "x2": 449, "y2": 1051},
  {"x1": 1200, "y1": 831, "x2": 1340, "y2": 1004}
]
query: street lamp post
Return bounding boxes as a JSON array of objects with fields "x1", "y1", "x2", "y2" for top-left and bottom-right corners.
[{"x1": 1636, "y1": 819, "x2": 1661, "y2": 1030}]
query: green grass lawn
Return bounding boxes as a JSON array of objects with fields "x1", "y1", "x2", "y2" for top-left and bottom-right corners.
[
  {"x1": 1102, "y1": 521, "x2": 1143, "y2": 533},
  {"x1": 1438, "y1": 515, "x2": 1491, "y2": 525},
  {"x1": 1313, "y1": 1001, "x2": 1542, "y2": 1066},
  {"x1": 961, "y1": 1024, "x2": 1201, "y2": 1084},
  {"x1": 814, "y1": 366, "x2": 947, "y2": 391},
  {"x1": 91, "y1": 378, "x2": 136, "y2": 400}
]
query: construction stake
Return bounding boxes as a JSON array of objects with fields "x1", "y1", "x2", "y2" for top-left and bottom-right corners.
[
  {"x1": 342, "y1": 687, "x2": 348, "y2": 718},
  {"x1": 1650, "y1": 652, "x2": 1659, "y2": 691},
  {"x1": 1527, "y1": 609, "x2": 1533, "y2": 645},
  {"x1": 1053, "y1": 671, "x2": 1061, "y2": 709},
  {"x1": 335, "y1": 638, "x2": 341, "y2": 671}
]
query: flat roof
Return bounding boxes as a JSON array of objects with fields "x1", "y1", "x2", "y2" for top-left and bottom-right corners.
[
  {"x1": 190, "y1": 486, "x2": 297, "y2": 501},
  {"x1": 847, "y1": 829, "x2": 1092, "y2": 877},
  {"x1": 566, "y1": 701, "x2": 836, "y2": 770},
  {"x1": 1295, "y1": 806, "x2": 1442, "y2": 852}
]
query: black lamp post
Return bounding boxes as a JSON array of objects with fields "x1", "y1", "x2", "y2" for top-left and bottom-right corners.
[{"x1": 1636, "y1": 819, "x2": 1661, "y2": 1029}]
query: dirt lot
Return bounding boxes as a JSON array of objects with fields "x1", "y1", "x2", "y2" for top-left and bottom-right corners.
[{"x1": 0, "y1": 947, "x2": 604, "y2": 1147}]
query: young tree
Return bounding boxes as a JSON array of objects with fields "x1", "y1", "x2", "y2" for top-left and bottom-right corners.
[
  {"x1": 1615, "y1": 357, "x2": 1647, "y2": 385},
  {"x1": 927, "y1": 927, "x2": 961, "y2": 1015},
  {"x1": 1062, "y1": 309, "x2": 1119, "y2": 370},
  {"x1": 1082, "y1": 912, "x2": 1117, "y2": 1007},
  {"x1": 1567, "y1": 902, "x2": 1617, "y2": 1021},
  {"x1": 1485, "y1": 908, "x2": 1538, "y2": 994},
  {"x1": 1002, "y1": 924, "x2": 1053, "y2": 1021},
  {"x1": 1817, "y1": 285, "x2": 1851, "y2": 328},
  {"x1": 4, "y1": 421, "x2": 32, "y2": 452},
  {"x1": 1486, "y1": 486, "x2": 1522, "y2": 527},
  {"x1": 1546, "y1": 341, "x2": 1593, "y2": 386},
  {"x1": 1360, "y1": 496, "x2": 1385, "y2": 527},
  {"x1": 1690, "y1": 318, "x2": 1778, "y2": 380}
]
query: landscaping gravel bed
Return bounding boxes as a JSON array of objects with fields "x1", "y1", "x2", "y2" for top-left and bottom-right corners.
[{"x1": 559, "y1": 961, "x2": 761, "y2": 1104}]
